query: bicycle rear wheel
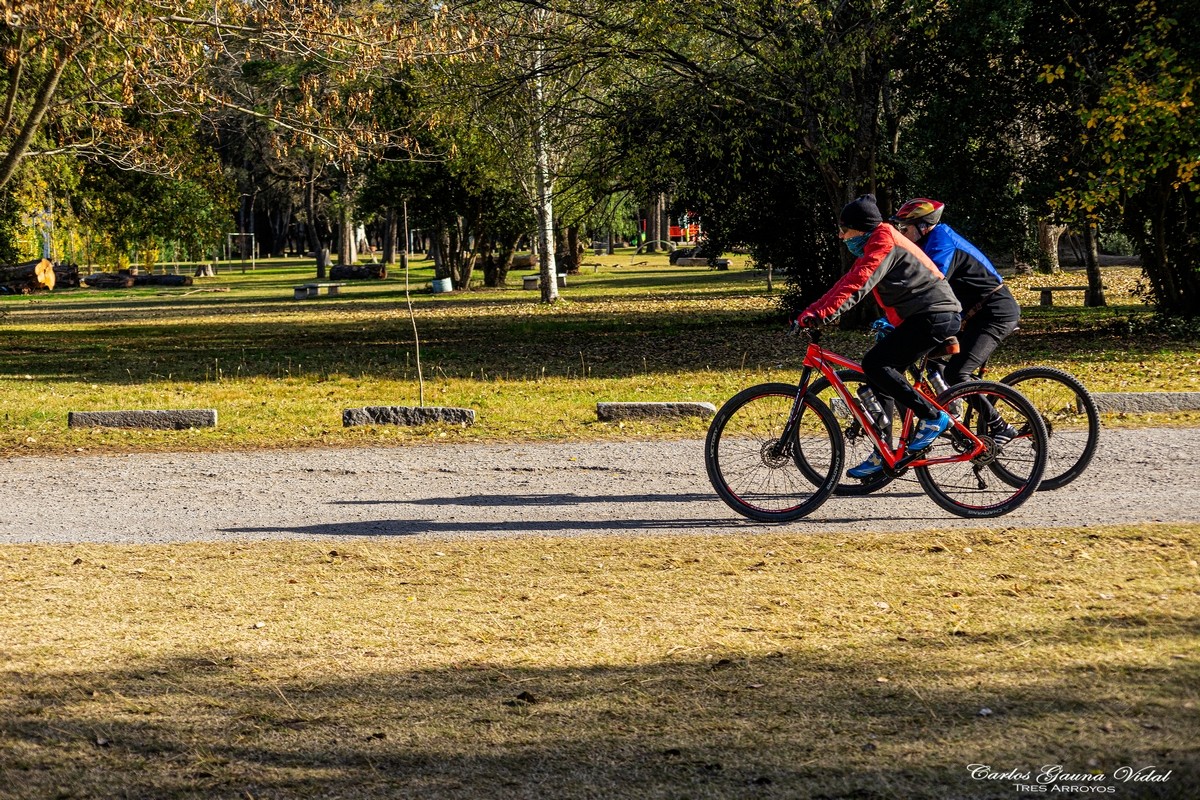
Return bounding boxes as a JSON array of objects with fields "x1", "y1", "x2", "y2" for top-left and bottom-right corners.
[
  {"x1": 705, "y1": 382, "x2": 843, "y2": 522},
  {"x1": 1000, "y1": 366, "x2": 1100, "y2": 490},
  {"x1": 807, "y1": 370, "x2": 895, "y2": 496},
  {"x1": 915, "y1": 381, "x2": 1048, "y2": 518}
]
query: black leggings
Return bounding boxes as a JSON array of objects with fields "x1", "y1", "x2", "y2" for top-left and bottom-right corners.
[
  {"x1": 942, "y1": 294, "x2": 1021, "y2": 387},
  {"x1": 862, "y1": 311, "x2": 961, "y2": 422},
  {"x1": 939, "y1": 295, "x2": 1020, "y2": 424}
]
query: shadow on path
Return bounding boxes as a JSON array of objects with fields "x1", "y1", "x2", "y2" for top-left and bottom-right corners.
[
  {"x1": 333, "y1": 492, "x2": 719, "y2": 507},
  {"x1": 220, "y1": 517, "x2": 753, "y2": 537}
]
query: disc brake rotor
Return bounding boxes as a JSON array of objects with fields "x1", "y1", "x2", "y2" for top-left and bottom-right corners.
[{"x1": 760, "y1": 438, "x2": 793, "y2": 469}]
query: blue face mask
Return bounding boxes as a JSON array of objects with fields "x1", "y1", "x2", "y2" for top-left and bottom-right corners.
[{"x1": 844, "y1": 233, "x2": 870, "y2": 257}]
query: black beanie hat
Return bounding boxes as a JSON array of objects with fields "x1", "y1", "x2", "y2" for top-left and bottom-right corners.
[{"x1": 840, "y1": 194, "x2": 883, "y2": 232}]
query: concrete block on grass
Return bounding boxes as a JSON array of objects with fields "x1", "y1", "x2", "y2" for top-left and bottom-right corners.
[
  {"x1": 1091, "y1": 392, "x2": 1200, "y2": 413},
  {"x1": 68, "y1": 409, "x2": 217, "y2": 430},
  {"x1": 343, "y1": 406, "x2": 476, "y2": 427},
  {"x1": 596, "y1": 401, "x2": 717, "y2": 422}
]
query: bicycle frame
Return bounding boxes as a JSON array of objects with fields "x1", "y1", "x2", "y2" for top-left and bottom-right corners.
[{"x1": 788, "y1": 330, "x2": 988, "y2": 476}]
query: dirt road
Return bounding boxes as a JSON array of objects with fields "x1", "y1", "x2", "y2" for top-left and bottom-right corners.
[{"x1": 2, "y1": 428, "x2": 1196, "y2": 543}]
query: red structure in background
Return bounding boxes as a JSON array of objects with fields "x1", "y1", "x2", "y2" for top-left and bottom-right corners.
[{"x1": 669, "y1": 223, "x2": 701, "y2": 241}]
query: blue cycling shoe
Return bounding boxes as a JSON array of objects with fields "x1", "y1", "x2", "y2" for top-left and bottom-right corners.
[
  {"x1": 909, "y1": 410, "x2": 952, "y2": 451},
  {"x1": 847, "y1": 451, "x2": 884, "y2": 479}
]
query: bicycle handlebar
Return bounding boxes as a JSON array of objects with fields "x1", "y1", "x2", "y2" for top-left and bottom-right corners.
[{"x1": 787, "y1": 321, "x2": 823, "y2": 343}]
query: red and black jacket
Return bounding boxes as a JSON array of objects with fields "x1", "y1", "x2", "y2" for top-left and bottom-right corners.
[{"x1": 803, "y1": 224, "x2": 961, "y2": 325}]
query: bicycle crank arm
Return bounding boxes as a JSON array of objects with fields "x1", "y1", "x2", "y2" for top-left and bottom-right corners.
[{"x1": 891, "y1": 449, "x2": 925, "y2": 472}]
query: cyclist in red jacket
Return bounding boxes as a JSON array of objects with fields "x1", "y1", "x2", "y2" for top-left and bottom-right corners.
[{"x1": 797, "y1": 194, "x2": 962, "y2": 478}]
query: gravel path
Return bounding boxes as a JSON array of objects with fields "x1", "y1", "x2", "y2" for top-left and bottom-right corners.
[{"x1": 3, "y1": 428, "x2": 1197, "y2": 544}]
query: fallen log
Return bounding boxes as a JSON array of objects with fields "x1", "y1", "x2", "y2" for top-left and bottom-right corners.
[
  {"x1": 82, "y1": 272, "x2": 135, "y2": 289},
  {"x1": 0, "y1": 258, "x2": 56, "y2": 293},
  {"x1": 82, "y1": 271, "x2": 194, "y2": 289},
  {"x1": 53, "y1": 262, "x2": 81, "y2": 288},
  {"x1": 133, "y1": 274, "x2": 193, "y2": 287}
]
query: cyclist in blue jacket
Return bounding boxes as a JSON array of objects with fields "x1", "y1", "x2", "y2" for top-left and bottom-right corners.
[{"x1": 892, "y1": 198, "x2": 1021, "y2": 442}]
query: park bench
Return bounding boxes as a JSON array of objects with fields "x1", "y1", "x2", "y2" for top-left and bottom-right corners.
[
  {"x1": 1033, "y1": 285, "x2": 1102, "y2": 306},
  {"x1": 293, "y1": 282, "x2": 345, "y2": 300}
]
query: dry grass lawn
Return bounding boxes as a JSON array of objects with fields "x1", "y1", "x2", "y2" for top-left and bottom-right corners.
[
  {"x1": 2, "y1": 524, "x2": 1197, "y2": 798},
  {"x1": 3, "y1": 261, "x2": 1199, "y2": 457}
]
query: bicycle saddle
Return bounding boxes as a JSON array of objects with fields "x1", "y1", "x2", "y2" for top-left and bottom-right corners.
[{"x1": 931, "y1": 336, "x2": 961, "y2": 357}]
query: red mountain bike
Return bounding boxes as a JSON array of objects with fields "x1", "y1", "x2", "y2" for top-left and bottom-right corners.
[
  {"x1": 705, "y1": 328, "x2": 1049, "y2": 522},
  {"x1": 809, "y1": 356, "x2": 1099, "y2": 496}
]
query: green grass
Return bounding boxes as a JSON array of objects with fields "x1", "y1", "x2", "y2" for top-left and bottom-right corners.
[
  {"x1": 1, "y1": 525, "x2": 1196, "y2": 798},
  {"x1": 1, "y1": 255, "x2": 1196, "y2": 456}
]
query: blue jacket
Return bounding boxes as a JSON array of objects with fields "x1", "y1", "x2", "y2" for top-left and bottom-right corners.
[{"x1": 921, "y1": 224, "x2": 1008, "y2": 312}]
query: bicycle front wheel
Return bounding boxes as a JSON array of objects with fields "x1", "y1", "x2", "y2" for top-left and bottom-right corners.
[
  {"x1": 915, "y1": 381, "x2": 1048, "y2": 518},
  {"x1": 705, "y1": 383, "x2": 843, "y2": 522},
  {"x1": 1000, "y1": 366, "x2": 1100, "y2": 490}
]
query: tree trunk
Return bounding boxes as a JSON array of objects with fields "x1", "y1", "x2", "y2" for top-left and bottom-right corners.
[
  {"x1": 0, "y1": 40, "x2": 77, "y2": 192},
  {"x1": 660, "y1": 194, "x2": 671, "y2": 251},
  {"x1": 306, "y1": 173, "x2": 327, "y2": 280},
  {"x1": 432, "y1": 228, "x2": 452, "y2": 280},
  {"x1": 1036, "y1": 220, "x2": 1067, "y2": 274},
  {"x1": 532, "y1": 40, "x2": 559, "y2": 303},
  {"x1": 268, "y1": 201, "x2": 291, "y2": 258},
  {"x1": 483, "y1": 235, "x2": 519, "y2": 287},
  {"x1": 564, "y1": 225, "x2": 581, "y2": 273},
  {"x1": 644, "y1": 194, "x2": 659, "y2": 252},
  {"x1": 338, "y1": 184, "x2": 354, "y2": 267},
  {"x1": 533, "y1": 149, "x2": 558, "y2": 300},
  {"x1": 451, "y1": 216, "x2": 479, "y2": 290},
  {"x1": 554, "y1": 222, "x2": 568, "y2": 274},
  {"x1": 383, "y1": 207, "x2": 398, "y2": 265},
  {"x1": 1128, "y1": 175, "x2": 1200, "y2": 316},
  {"x1": 1082, "y1": 222, "x2": 1106, "y2": 307},
  {"x1": 497, "y1": 236, "x2": 517, "y2": 286}
]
